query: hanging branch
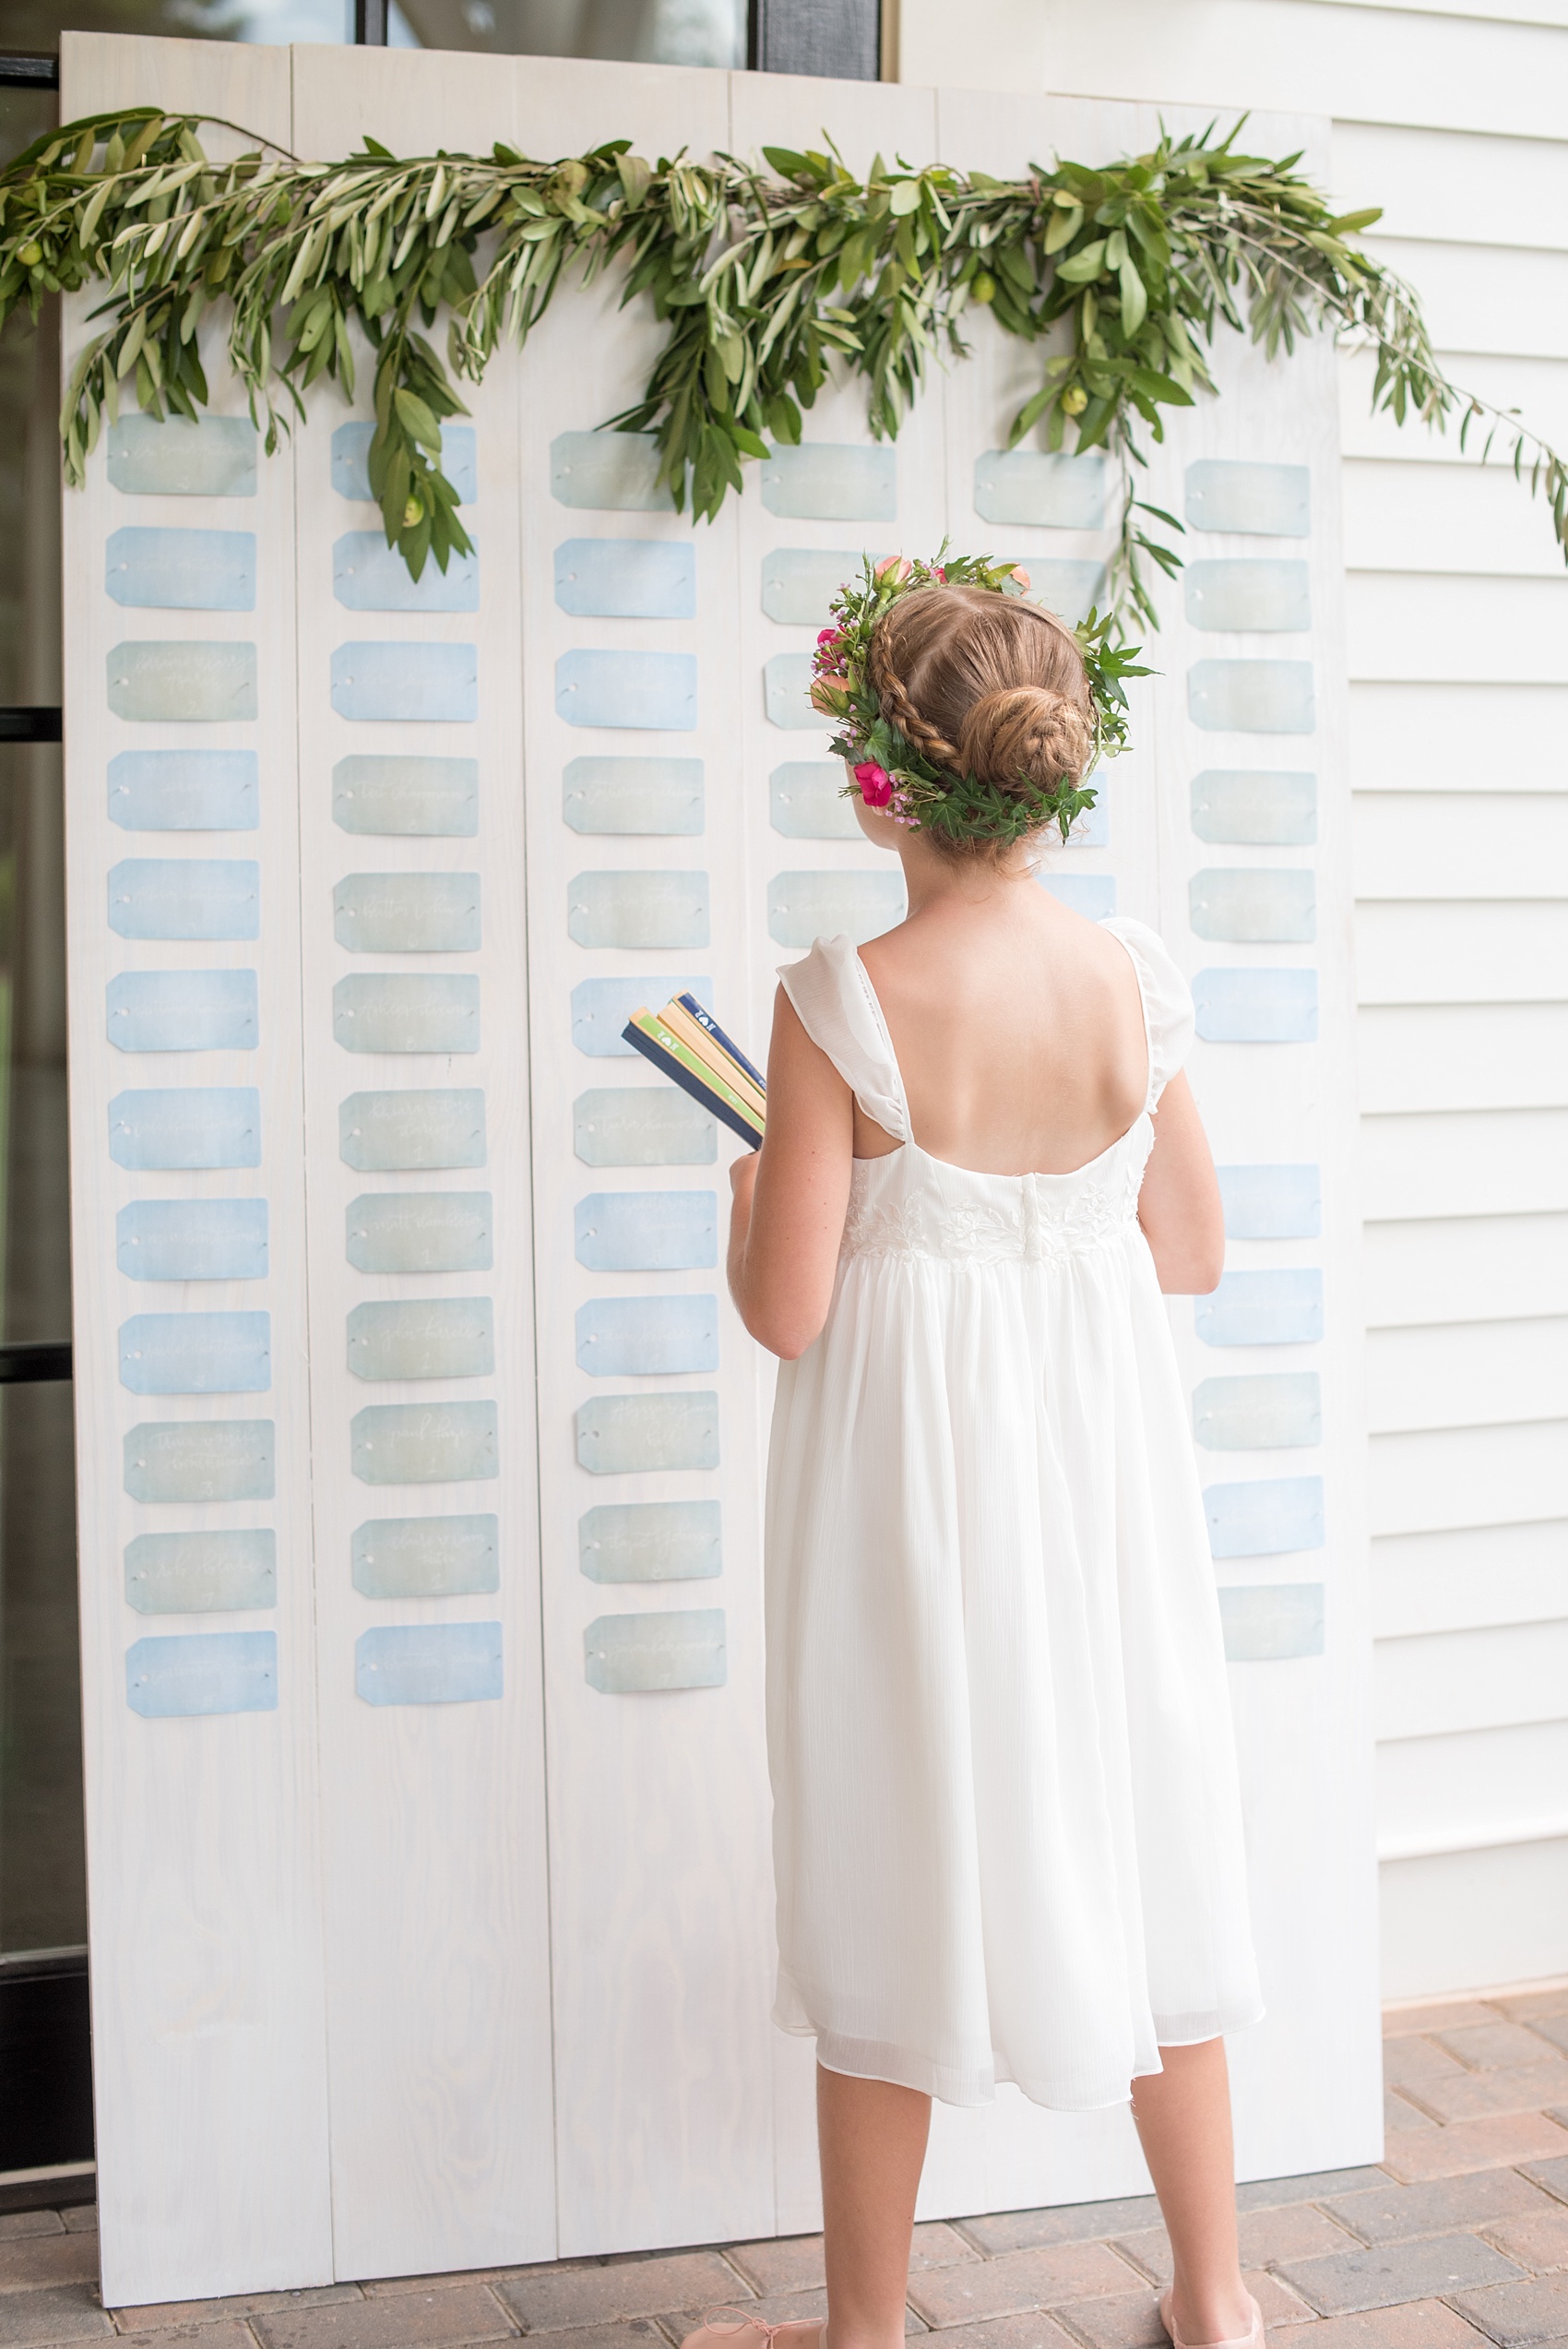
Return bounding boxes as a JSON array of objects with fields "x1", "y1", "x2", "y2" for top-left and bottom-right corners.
[{"x1": 2, "y1": 106, "x2": 1563, "y2": 629}]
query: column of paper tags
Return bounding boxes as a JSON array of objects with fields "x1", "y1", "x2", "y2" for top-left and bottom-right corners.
[
  {"x1": 1177, "y1": 458, "x2": 1329, "y2": 1667},
  {"x1": 323, "y1": 419, "x2": 508, "y2": 1710},
  {"x1": 551, "y1": 429, "x2": 733, "y2": 1697},
  {"x1": 97, "y1": 412, "x2": 289, "y2": 1723}
]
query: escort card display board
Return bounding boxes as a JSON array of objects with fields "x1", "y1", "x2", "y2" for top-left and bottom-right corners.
[{"x1": 60, "y1": 33, "x2": 1380, "y2": 2302}]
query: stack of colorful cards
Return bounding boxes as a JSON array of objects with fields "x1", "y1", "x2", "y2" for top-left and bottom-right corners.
[{"x1": 622, "y1": 992, "x2": 766, "y2": 1150}]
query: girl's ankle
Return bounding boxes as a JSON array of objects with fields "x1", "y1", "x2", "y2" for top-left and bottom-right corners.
[{"x1": 1170, "y1": 2283, "x2": 1257, "y2": 2344}]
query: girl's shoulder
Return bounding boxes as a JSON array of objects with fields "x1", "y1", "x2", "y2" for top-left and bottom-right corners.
[{"x1": 1098, "y1": 916, "x2": 1196, "y2": 1103}]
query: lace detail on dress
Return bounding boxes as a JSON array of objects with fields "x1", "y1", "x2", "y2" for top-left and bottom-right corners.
[{"x1": 842, "y1": 1126, "x2": 1151, "y2": 1268}]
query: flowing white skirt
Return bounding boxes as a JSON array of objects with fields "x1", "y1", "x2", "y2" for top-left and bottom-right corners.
[{"x1": 765, "y1": 1211, "x2": 1265, "y2": 2111}]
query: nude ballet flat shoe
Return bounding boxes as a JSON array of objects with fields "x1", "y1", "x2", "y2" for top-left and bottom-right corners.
[
  {"x1": 680, "y1": 2312, "x2": 827, "y2": 2349},
  {"x1": 1158, "y1": 2288, "x2": 1265, "y2": 2349}
]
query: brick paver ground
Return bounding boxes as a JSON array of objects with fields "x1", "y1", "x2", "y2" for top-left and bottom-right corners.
[{"x1": 6, "y1": 1985, "x2": 1568, "y2": 2349}]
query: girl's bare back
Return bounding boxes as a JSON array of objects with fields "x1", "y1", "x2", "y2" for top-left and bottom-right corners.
[{"x1": 855, "y1": 885, "x2": 1149, "y2": 1175}]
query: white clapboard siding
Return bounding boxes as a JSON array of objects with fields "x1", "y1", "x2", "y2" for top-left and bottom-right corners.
[
  {"x1": 1360, "y1": 238, "x2": 1568, "y2": 360},
  {"x1": 1375, "y1": 1618, "x2": 1568, "y2": 1741},
  {"x1": 1366, "y1": 1317, "x2": 1568, "y2": 1433},
  {"x1": 901, "y1": 0, "x2": 1568, "y2": 140},
  {"x1": 1363, "y1": 1212, "x2": 1568, "y2": 1324},
  {"x1": 1355, "y1": 903, "x2": 1568, "y2": 1004},
  {"x1": 1323, "y1": 0, "x2": 1568, "y2": 23},
  {"x1": 1380, "y1": 1838, "x2": 1568, "y2": 1998},
  {"x1": 1377, "y1": 1719, "x2": 1568, "y2": 1856},
  {"x1": 1360, "y1": 1109, "x2": 1568, "y2": 1218},
  {"x1": 1331, "y1": 118, "x2": 1568, "y2": 246},
  {"x1": 1371, "y1": 1420, "x2": 1568, "y2": 1536},
  {"x1": 1348, "y1": 680, "x2": 1567, "y2": 792},
  {"x1": 1340, "y1": 461, "x2": 1568, "y2": 578},
  {"x1": 1347, "y1": 573, "x2": 1568, "y2": 684},
  {"x1": 1352, "y1": 795, "x2": 1568, "y2": 898},
  {"x1": 1372, "y1": 1520, "x2": 1567, "y2": 1639},
  {"x1": 1337, "y1": 350, "x2": 1568, "y2": 472},
  {"x1": 1359, "y1": 1004, "x2": 1568, "y2": 1112}
]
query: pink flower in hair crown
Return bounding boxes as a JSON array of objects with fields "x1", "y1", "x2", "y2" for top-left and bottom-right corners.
[
  {"x1": 873, "y1": 556, "x2": 913, "y2": 586},
  {"x1": 854, "y1": 761, "x2": 895, "y2": 808}
]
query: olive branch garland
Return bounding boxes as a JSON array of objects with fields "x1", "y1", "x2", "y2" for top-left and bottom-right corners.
[{"x1": 3, "y1": 104, "x2": 1566, "y2": 631}]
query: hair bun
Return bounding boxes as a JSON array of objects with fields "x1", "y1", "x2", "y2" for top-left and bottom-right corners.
[{"x1": 956, "y1": 685, "x2": 1093, "y2": 797}]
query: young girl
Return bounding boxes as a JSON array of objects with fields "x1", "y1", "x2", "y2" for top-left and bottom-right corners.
[{"x1": 707, "y1": 566, "x2": 1265, "y2": 2349}]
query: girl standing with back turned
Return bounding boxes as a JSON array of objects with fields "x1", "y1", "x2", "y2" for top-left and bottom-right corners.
[{"x1": 695, "y1": 558, "x2": 1265, "y2": 2349}]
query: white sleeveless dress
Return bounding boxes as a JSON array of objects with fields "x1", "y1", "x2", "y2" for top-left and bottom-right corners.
[{"x1": 765, "y1": 918, "x2": 1264, "y2": 2112}]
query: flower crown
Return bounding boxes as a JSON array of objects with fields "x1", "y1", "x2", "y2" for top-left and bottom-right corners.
[{"x1": 808, "y1": 549, "x2": 1146, "y2": 848}]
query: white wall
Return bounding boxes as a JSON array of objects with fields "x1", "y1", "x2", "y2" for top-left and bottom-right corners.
[{"x1": 897, "y1": 0, "x2": 1568, "y2": 2000}]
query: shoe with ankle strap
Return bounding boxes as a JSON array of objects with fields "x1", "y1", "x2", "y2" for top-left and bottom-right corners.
[
  {"x1": 1158, "y1": 2288, "x2": 1265, "y2": 2349},
  {"x1": 680, "y1": 2311, "x2": 826, "y2": 2349}
]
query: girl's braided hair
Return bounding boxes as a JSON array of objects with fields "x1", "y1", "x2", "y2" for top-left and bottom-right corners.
[{"x1": 866, "y1": 582, "x2": 1095, "y2": 859}]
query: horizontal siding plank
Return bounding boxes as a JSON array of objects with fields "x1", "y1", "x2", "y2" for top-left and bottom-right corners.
[
  {"x1": 1370, "y1": 1417, "x2": 1568, "y2": 1533},
  {"x1": 1360, "y1": 1109, "x2": 1568, "y2": 1218},
  {"x1": 1352, "y1": 793, "x2": 1568, "y2": 900},
  {"x1": 1367, "y1": 1315, "x2": 1568, "y2": 1433},
  {"x1": 1372, "y1": 1518, "x2": 1568, "y2": 1638},
  {"x1": 1355, "y1": 902, "x2": 1568, "y2": 1004},
  {"x1": 1374, "y1": 1616, "x2": 1568, "y2": 1738},
  {"x1": 1380, "y1": 1837, "x2": 1568, "y2": 1999},
  {"x1": 909, "y1": 3, "x2": 1568, "y2": 141},
  {"x1": 1350, "y1": 680, "x2": 1568, "y2": 792},
  {"x1": 1364, "y1": 236, "x2": 1568, "y2": 358},
  {"x1": 1328, "y1": 1, "x2": 1568, "y2": 30},
  {"x1": 1339, "y1": 349, "x2": 1568, "y2": 470},
  {"x1": 1342, "y1": 458, "x2": 1568, "y2": 578},
  {"x1": 1377, "y1": 1718, "x2": 1568, "y2": 1854},
  {"x1": 1358, "y1": 1003, "x2": 1568, "y2": 1112},
  {"x1": 1347, "y1": 572, "x2": 1568, "y2": 683},
  {"x1": 1333, "y1": 119, "x2": 1568, "y2": 251},
  {"x1": 1364, "y1": 1211, "x2": 1568, "y2": 1324}
]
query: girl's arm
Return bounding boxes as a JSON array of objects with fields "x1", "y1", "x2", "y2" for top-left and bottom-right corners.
[
  {"x1": 1136, "y1": 1071, "x2": 1227, "y2": 1294},
  {"x1": 728, "y1": 984, "x2": 854, "y2": 1359}
]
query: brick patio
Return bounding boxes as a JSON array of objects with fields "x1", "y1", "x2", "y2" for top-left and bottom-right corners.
[{"x1": 6, "y1": 1986, "x2": 1568, "y2": 2349}]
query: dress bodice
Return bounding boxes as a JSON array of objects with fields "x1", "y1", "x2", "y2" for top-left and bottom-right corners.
[
  {"x1": 777, "y1": 917, "x2": 1194, "y2": 1272},
  {"x1": 838, "y1": 1125, "x2": 1153, "y2": 1268}
]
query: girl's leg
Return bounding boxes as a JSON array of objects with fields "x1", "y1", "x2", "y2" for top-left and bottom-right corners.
[
  {"x1": 1130, "y1": 2039, "x2": 1254, "y2": 2344},
  {"x1": 817, "y1": 2064, "x2": 932, "y2": 2349}
]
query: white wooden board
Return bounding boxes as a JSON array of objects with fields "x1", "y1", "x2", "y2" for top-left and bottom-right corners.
[
  {"x1": 60, "y1": 32, "x2": 1384, "y2": 2284},
  {"x1": 60, "y1": 30, "x2": 332, "y2": 2310},
  {"x1": 288, "y1": 45, "x2": 556, "y2": 2281}
]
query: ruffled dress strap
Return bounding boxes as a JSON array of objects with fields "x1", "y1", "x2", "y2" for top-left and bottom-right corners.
[
  {"x1": 778, "y1": 934, "x2": 910, "y2": 1143},
  {"x1": 1099, "y1": 916, "x2": 1195, "y2": 1113}
]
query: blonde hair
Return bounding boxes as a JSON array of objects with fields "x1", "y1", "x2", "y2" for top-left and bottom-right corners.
[{"x1": 867, "y1": 582, "x2": 1094, "y2": 860}]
